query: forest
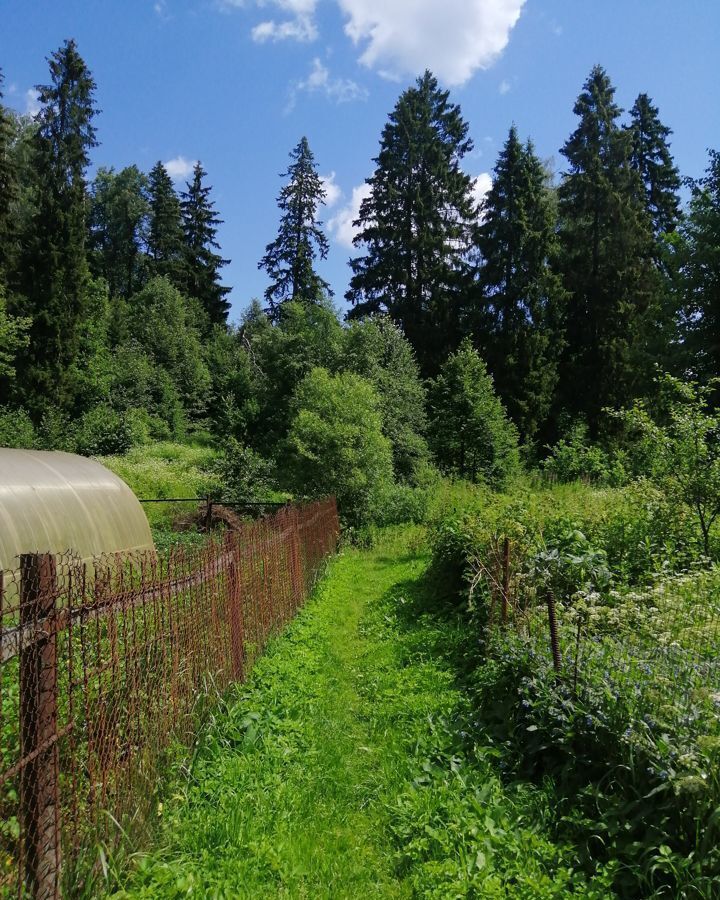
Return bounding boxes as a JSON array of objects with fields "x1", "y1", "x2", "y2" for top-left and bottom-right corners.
[{"x1": 3, "y1": 38, "x2": 720, "y2": 898}]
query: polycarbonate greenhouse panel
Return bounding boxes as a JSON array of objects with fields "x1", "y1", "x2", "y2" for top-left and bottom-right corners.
[{"x1": 0, "y1": 449, "x2": 154, "y2": 569}]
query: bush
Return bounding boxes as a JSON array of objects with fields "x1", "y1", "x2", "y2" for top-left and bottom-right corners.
[
  {"x1": 284, "y1": 367, "x2": 394, "y2": 526},
  {"x1": 213, "y1": 439, "x2": 276, "y2": 504},
  {"x1": 74, "y1": 404, "x2": 142, "y2": 457},
  {"x1": 368, "y1": 481, "x2": 430, "y2": 527},
  {"x1": 541, "y1": 422, "x2": 619, "y2": 484},
  {"x1": 0, "y1": 406, "x2": 36, "y2": 448}
]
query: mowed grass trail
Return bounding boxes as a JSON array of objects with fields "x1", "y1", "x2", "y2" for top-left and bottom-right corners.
[{"x1": 112, "y1": 528, "x2": 605, "y2": 899}]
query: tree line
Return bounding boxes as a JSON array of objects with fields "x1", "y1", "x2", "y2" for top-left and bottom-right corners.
[{"x1": 1, "y1": 40, "x2": 719, "y2": 519}]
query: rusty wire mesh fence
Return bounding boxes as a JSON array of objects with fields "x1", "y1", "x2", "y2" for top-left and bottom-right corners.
[
  {"x1": 0, "y1": 498, "x2": 339, "y2": 899},
  {"x1": 475, "y1": 537, "x2": 720, "y2": 735}
]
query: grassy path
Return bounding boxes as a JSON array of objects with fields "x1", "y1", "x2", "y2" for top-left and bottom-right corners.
[{"x1": 113, "y1": 528, "x2": 603, "y2": 899}]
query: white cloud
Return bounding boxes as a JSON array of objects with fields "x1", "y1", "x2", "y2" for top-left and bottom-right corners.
[
  {"x1": 328, "y1": 182, "x2": 371, "y2": 248},
  {"x1": 164, "y1": 155, "x2": 197, "y2": 180},
  {"x1": 499, "y1": 78, "x2": 510, "y2": 95},
  {"x1": 338, "y1": 0, "x2": 526, "y2": 86},
  {"x1": 320, "y1": 172, "x2": 342, "y2": 208},
  {"x1": 471, "y1": 172, "x2": 492, "y2": 209},
  {"x1": 288, "y1": 58, "x2": 367, "y2": 110},
  {"x1": 24, "y1": 88, "x2": 40, "y2": 117},
  {"x1": 252, "y1": 17, "x2": 316, "y2": 41}
]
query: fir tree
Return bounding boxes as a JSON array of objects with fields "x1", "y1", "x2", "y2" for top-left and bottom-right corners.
[
  {"x1": 346, "y1": 71, "x2": 476, "y2": 375},
  {"x1": 427, "y1": 339, "x2": 518, "y2": 487},
  {"x1": 17, "y1": 39, "x2": 98, "y2": 412},
  {"x1": 628, "y1": 93, "x2": 681, "y2": 238},
  {"x1": 475, "y1": 126, "x2": 566, "y2": 445},
  {"x1": 259, "y1": 136, "x2": 331, "y2": 320},
  {"x1": 147, "y1": 160, "x2": 185, "y2": 285},
  {"x1": 181, "y1": 161, "x2": 231, "y2": 325},
  {"x1": 557, "y1": 65, "x2": 658, "y2": 429},
  {"x1": 680, "y1": 149, "x2": 720, "y2": 389},
  {"x1": 0, "y1": 70, "x2": 17, "y2": 286}
]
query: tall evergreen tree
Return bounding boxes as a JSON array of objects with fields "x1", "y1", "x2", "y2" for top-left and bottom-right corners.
[
  {"x1": 0, "y1": 70, "x2": 17, "y2": 286},
  {"x1": 89, "y1": 165, "x2": 149, "y2": 298},
  {"x1": 628, "y1": 93, "x2": 681, "y2": 239},
  {"x1": 680, "y1": 149, "x2": 720, "y2": 389},
  {"x1": 346, "y1": 71, "x2": 476, "y2": 375},
  {"x1": 259, "y1": 136, "x2": 331, "y2": 321},
  {"x1": 475, "y1": 126, "x2": 566, "y2": 445},
  {"x1": 181, "y1": 161, "x2": 231, "y2": 326},
  {"x1": 17, "y1": 39, "x2": 98, "y2": 412},
  {"x1": 147, "y1": 160, "x2": 185, "y2": 285},
  {"x1": 557, "y1": 65, "x2": 658, "y2": 429}
]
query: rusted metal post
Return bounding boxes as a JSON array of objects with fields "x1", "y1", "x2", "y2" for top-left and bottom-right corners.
[
  {"x1": 501, "y1": 537, "x2": 510, "y2": 625},
  {"x1": 228, "y1": 555, "x2": 245, "y2": 681},
  {"x1": 545, "y1": 589, "x2": 562, "y2": 673},
  {"x1": 20, "y1": 553, "x2": 60, "y2": 900}
]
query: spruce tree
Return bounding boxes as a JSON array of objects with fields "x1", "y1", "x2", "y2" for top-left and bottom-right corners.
[
  {"x1": 680, "y1": 149, "x2": 720, "y2": 389},
  {"x1": 557, "y1": 66, "x2": 658, "y2": 429},
  {"x1": 147, "y1": 160, "x2": 185, "y2": 285},
  {"x1": 17, "y1": 39, "x2": 98, "y2": 412},
  {"x1": 628, "y1": 93, "x2": 681, "y2": 238},
  {"x1": 346, "y1": 70, "x2": 476, "y2": 375},
  {"x1": 259, "y1": 136, "x2": 331, "y2": 320},
  {"x1": 475, "y1": 126, "x2": 566, "y2": 446},
  {"x1": 181, "y1": 161, "x2": 231, "y2": 325},
  {"x1": 0, "y1": 70, "x2": 17, "y2": 286}
]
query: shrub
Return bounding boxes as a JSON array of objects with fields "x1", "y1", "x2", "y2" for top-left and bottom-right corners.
[
  {"x1": 74, "y1": 404, "x2": 141, "y2": 456},
  {"x1": 285, "y1": 367, "x2": 394, "y2": 526},
  {"x1": 213, "y1": 439, "x2": 276, "y2": 504},
  {"x1": 0, "y1": 406, "x2": 36, "y2": 449},
  {"x1": 541, "y1": 422, "x2": 618, "y2": 484}
]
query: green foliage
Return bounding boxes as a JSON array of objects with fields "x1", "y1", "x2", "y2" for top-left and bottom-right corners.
[
  {"x1": 428, "y1": 339, "x2": 519, "y2": 488},
  {"x1": 628, "y1": 92, "x2": 681, "y2": 239},
  {"x1": 259, "y1": 136, "x2": 331, "y2": 319},
  {"x1": 614, "y1": 375, "x2": 720, "y2": 556},
  {"x1": 342, "y1": 315, "x2": 430, "y2": 482},
  {"x1": 475, "y1": 125, "x2": 566, "y2": 446},
  {"x1": 16, "y1": 39, "x2": 98, "y2": 413},
  {"x1": 213, "y1": 438, "x2": 276, "y2": 504},
  {"x1": 0, "y1": 286, "x2": 30, "y2": 387},
  {"x1": 100, "y1": 441, "x2": 220, "y2": 528},
  {"x1": 285, "y1": 367, "x2": 394, "y2": 525},
  {"x1": 557, "y1": 65, "x2": 660, "y2": 428},
  {"x1": 679, "y1": 148, "x2": 720, "y2": 388},
  {"x1": 127, "y1": 277, "x2": 211, "y2": 420},
  {"x1": 88, "y1": 165, "x2": 149, "y2": 298},
  {"x1": 73, "y1": 404, "x2": 141, "y2": 457},
  {"x1": 0, "y1": 406, "x2": 36, "y2": 448},
  {"x1": 146, "y1": 160, "x2": 185, "y2": 286},
  {"x1": 110, "y1": 528, "x2": 606, "y2": 898},
  {"x1": 243, "y1": 299, "x2": 344, "y2": 454},
  {"x1": 347, "y1": 70, "x2": 476, "y2": 375},
  {"x1": 541, "y1": 422, "x2": 618, "y2": 484},
  {"x1": 180, "y1": 161, "x2": 231, "y2": 326}
]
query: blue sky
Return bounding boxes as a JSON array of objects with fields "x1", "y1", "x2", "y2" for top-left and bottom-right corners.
[{"x1": 2, "y1": 0, "x2": 719, "y2": 321}]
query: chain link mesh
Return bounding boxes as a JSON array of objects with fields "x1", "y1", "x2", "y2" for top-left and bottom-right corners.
[{"x1": 0, "y1": 498, "x2": 339, "y2": 898}]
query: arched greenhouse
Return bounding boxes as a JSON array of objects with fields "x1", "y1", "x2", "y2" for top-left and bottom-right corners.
[{"x1": 0, "y1": 448, "x2": 153, "y2": 569}]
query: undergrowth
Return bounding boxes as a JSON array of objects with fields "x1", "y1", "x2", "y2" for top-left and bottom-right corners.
[{"x1": 108, "y1": 527, "x2": 608, "y2": 898}]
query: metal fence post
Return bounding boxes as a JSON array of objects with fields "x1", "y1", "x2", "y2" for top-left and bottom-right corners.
[
  {"x1": 228, "y1": 551, "x2": 245, "y2": 681},
  {"x1": 20, "y1": 553, "x2": 60, "y2": 900}
]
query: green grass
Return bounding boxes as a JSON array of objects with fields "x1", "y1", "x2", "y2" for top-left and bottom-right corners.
[
  {"x1": 109, "y1": 526, "x2": 610, "y2": 898},
  {"x1": 100, "y1": 441, "x2": 220, "y2": 529}
]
